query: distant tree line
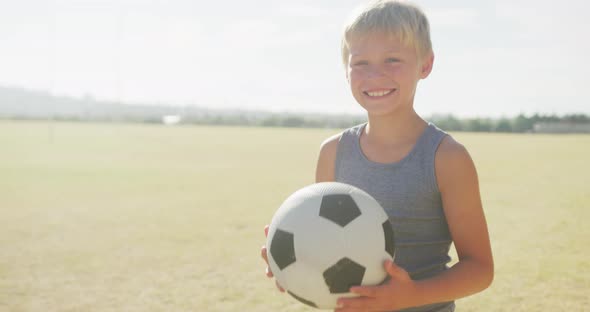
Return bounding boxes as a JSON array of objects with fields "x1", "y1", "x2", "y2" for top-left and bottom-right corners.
[
  {"x1": 428, "y1": 113, "x2": 590, "y2": 133},
  {"x1": 179, "y1": 113, "x2": 368, "y2": 130},
  {"x1": 176, "y1": 112, "x2": 590, "y2": 133},
  {"x1": 4, "y1": 111, "x2": 590, "y2": 133}
]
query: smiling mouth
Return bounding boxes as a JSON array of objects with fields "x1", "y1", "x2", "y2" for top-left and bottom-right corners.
[{"x1": 363, "y1": 89, "x2": 396, "y2": 97}]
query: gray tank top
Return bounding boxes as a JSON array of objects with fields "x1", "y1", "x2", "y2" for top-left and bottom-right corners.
[{"x1": 335, "y1": 122, "x2": 455, "y2": 312}]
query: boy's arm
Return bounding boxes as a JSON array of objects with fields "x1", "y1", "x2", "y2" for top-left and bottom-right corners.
[
  {"x1": 421, "y1": 135, "x2": 495, "y2": 297},
  {"x1": 336, "y1": 135, "x2": 494, "y2": 311},
  {"x1": 399, "y1": 135, "x2": 494, "y2": 304},
  {"x1": 315, "y1": 134, "x2": 340, "y2": 183}
]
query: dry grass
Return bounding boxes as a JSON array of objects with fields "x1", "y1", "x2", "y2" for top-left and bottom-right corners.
[{"x1": 0, "y1": 121, "x2": 588, "y2": 311}]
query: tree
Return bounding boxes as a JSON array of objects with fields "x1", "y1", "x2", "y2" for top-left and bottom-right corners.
[
  {"x1": 512, "y1": 114, "x2": 533, "y2": 132},
  {"x1": 494, "y1": 118, "x2": 513, "y2": 132}
]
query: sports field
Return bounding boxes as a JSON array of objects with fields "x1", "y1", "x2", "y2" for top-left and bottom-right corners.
[{"x1": 1, "y1": 121, "x2": 588, "y2": 311}]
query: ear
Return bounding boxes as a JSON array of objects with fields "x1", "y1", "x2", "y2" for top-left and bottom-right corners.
[{"x1": 419, "y1": 52, "x2": 435, "y2": 79}]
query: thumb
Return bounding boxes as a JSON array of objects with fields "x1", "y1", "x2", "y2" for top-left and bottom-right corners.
[{"x1": 385, "y1": 260, "x2": 409, "y2": 281}]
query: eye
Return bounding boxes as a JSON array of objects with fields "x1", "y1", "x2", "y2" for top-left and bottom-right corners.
[
  {"x1": 352, "y1": 61, "x2": 368, "y2": 66},
  {"x1": 386, "y1": 58, "x2": 400, "y2": 63}
]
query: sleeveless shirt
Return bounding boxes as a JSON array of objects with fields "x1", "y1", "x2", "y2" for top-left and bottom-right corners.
[{"x1": 334, "y1": 122, "x2": 455, "y2": 312}]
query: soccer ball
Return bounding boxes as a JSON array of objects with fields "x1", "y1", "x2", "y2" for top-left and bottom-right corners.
[{"x1": 266, "y1": 182, "x2": 395, "y2": 309}]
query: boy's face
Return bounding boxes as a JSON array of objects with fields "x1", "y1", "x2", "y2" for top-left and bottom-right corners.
[{"x1": 346, "y1": 31, "x2": 433, "y2": 117}]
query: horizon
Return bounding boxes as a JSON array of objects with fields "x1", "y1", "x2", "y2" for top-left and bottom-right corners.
[
  {"x1": 1, "y1": 0, "x2": 588, "y2": 118},
  {"x1": 4, "y1": 84, "x2": 589, "y2": 120}
]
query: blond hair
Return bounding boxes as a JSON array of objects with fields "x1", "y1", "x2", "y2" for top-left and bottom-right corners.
[{"x1": 341, "y1": 0, "x2": 432, "y2": 67}]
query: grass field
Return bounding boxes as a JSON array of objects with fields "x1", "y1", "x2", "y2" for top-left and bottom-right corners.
[{"x1": 1, "y1": 120, "x2": 589, "y2": 311}]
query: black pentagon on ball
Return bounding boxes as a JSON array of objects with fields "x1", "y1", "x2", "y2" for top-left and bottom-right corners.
[
  {"x1": 270, "y1": 229, "x2": 296, "y2": 270},
  {"x1": 288, "y1": 291, "x2": 318, "y2": 308},
  {"x1": 319, "y1": 194, "x2": 361, "y2": 227},
  {"x1": 323, "y1": 257, "x2": 366, "y2": 293},
  {"x1": 382, "y1": 221, "x2": 396, "y2": 258}
]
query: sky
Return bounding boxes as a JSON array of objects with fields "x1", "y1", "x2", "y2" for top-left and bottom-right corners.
[{"x1": 1, "y1": 0, "x2": 589, "y2": 117}]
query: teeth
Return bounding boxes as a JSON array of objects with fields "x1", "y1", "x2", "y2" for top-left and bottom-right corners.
[{"x1": 366, "y1": 89, "x2": 393, "y2": 97}]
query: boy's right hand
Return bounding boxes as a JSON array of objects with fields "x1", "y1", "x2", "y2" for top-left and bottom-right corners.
[{"x1": 261, "y1": 225, "x2": 285, "y2": 292}]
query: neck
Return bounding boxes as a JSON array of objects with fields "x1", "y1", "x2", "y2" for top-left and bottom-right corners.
[{"x1": 365, "y1": 108, "x2": 427, "y2": 146}]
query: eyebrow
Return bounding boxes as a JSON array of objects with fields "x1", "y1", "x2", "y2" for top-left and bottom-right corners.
[{"x1": 350, "y1": 50, "x2": 401, "y2": 57}]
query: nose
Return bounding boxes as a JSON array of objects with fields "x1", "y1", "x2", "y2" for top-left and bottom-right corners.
[{"x1": 366, "y1": 64, "x2": 385, "y2": 79}]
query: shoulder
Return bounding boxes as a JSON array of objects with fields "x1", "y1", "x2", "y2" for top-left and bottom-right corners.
[
  {"x1": 435, "y1": 135, "x2": 478, "y2": 192},
  {"x1": 436, "y1": 134, "x2": 470, "y2": 161},
  {"x1": 315, "y1": 132, "x2": 343, "y2": 183},
  {"x1": 319, "y1": 132, "x2": 341, "y2": 155}
]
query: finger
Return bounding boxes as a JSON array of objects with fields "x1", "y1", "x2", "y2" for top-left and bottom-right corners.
[
  {"x1": 276, "y1": 280, "x2": 285, "y2": 292},
  {"x1": 349, "y1": 285, "x2": 380, "y2": 298},
  {"x1": 336, "y1": 296, "x2": 376, "y2": 310},
  {"x1": 264, "y1": 225, "x2": 269, "y2": 237},
  {"x1": 260, "y1": 246, "x2": 274, "y2": 277},
  {"x1": 265, "y1": 266, "x2": 274, "y2": 278},
  {"x1": 261, "y1": 246, "x2": 268, "y2": 262},
  {"x1": 384, "y1": 260, "x2": 409, "y2": 281}
]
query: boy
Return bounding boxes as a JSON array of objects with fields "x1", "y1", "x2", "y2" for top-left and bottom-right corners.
[{"x1": 262, "y1": 1, "x2": 493, "y2": 311}]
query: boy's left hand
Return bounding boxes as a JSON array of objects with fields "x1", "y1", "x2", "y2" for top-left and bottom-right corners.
[{"x1": 334, "y1": 260, "x2": 418, "y2": 312}]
